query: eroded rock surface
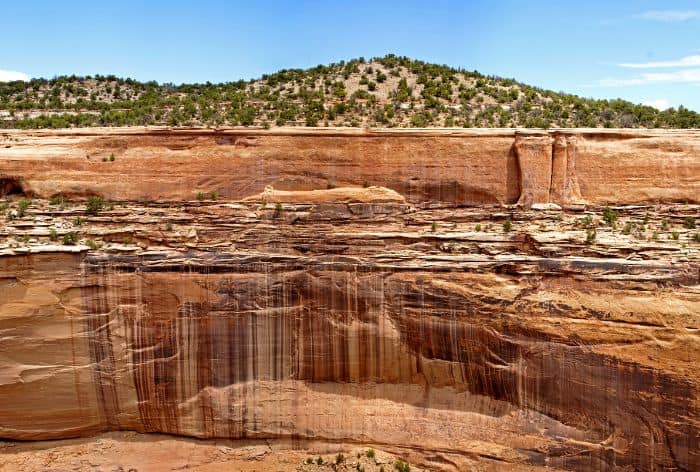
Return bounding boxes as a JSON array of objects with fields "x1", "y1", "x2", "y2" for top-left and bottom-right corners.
[{"x1": 0, "y1": 128, "x2": 698, "y2": 471}]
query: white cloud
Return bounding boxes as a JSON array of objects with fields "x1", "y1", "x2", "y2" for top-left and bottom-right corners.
[
  {"x1": 596, "y1": 68, "x2": 700, "y2": 86},
  {"x1": 618, "y1": 55, "x2": 700, "y2": 68},
  {"x1": 0, "y1": 69, "x2": 29, "y2": 82},
  {"x1": 639, "y1": 10, "x2": 699, "y2": 21},
  {"x1": 642, "y1": 99, "x2": 671, "y2": 110}
]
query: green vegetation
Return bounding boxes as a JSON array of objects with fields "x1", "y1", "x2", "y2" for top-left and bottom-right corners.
[
  {"x1": 49, "y1": 228, "x2": 58, "y2": 241},
  {"x1": 49, "y1": 195, "x2": 64, "y2": 206},
  {"x1": 17, "y1": 198, "x2": 31, "y2": 217},
  {"x1": 336, "y1": 453, "x2": 345, "y2": 464},
  {"x1": 394, "y1": 460, "x2": 411, "y2": 472},
  {"x1": 366, "y1": 449, "x2": 375, "y2": 459},
  {"x1": 503, "y1": 218, "x2": 512, "y2": 232},
  {"x1": 62, "y1": 231, "x2": 78, "y2": 245},
  {"x1": 2, "y1": 55, "x2": 699, "y2": 129},
  {"x1": 85, "y1": 196, "x2": 105, "y2": 215},
  {"x1": 684, "y1": 216, "x2": 696, "y2": 229},
  {"x1": 602, "y1": 207, "x2": 617, "y2": 226},
  {"x1": 316, "y1": 456, "x2": 323, "y2": 465},
  {"x1": 622, "y1": 222, "x2": 632, "y2": 235},
  {"x1": 586, "y1": 228, "x2": 597, "y2": 244}
]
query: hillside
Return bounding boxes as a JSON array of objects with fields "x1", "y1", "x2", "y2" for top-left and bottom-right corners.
[{"x1": 1, "y1": 54, "x2": 699, "y2": 129}]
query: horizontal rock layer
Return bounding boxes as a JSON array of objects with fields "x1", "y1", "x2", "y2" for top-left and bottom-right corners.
[{"x1": 0, "y1": 127, "x2": 698, "y2": 205}]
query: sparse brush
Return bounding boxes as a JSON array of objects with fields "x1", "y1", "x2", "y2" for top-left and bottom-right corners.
[
  {"x1": 602, "y1": 207, "x2": 617, "y2": 226},
  {"x1": 586, "y1": 228, "x2": 596, "y2": 244},
  {"x1": 17, "y1": 198, "x2": 31, "y2": 218},
  {"x1": 62, "y1": 232, "x2": 78, "y2": 246},
  {"x1": 503, "y1": 218, "x2": 512, "y2": 232},
  {"x1": 85, "y1": 196, "x2": 105, "y2": 215}
]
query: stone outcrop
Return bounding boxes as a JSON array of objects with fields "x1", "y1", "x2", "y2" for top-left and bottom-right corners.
[
  {"x1": 0, "y1": 128, "x2": 699, "y2": 471},
  {"x1": 0, "y1": 128, "x2": 698, "y2": 206}
]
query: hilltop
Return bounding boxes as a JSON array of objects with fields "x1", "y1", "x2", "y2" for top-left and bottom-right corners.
[{"x1": 1, "y1": 54, "x2": 699, "y2": 129}]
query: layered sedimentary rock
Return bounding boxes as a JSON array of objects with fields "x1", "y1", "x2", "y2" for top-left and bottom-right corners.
[
  {"x1": 0, "y1": 127, "x2": 698, "y2": 206},
  {"x1": 0, "y1": 128, "x2": 699, "y2": 471}
]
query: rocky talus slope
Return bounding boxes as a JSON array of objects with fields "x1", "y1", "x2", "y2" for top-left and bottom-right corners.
[{"x1": 0, "y1": 128, "x2": 698, "y2": 471}]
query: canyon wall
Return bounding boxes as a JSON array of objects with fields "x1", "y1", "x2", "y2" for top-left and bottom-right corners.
[
  {"x1": 0, "y1": 128, "x2": 698, "y2": 205},
  {"x1": 0, "y1": 128, "x2": 699, "y2": 471}
]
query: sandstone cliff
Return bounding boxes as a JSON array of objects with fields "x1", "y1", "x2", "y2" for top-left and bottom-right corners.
[{"x1": 0, "y1": 128, "x2": 698, "y2": 471}]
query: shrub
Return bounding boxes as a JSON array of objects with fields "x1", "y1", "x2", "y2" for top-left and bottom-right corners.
[
  {"x1": 62, "y1": 231, "x2": 78, "y2": 245},
  {"x1": 475, "y1": 224, "x2": 482, "y2": 232},
  {"x1": 431, "y1": 221, "x2": 437, "y2": 232},
  {"x1": 586, "y1": 228, "x2": 596, "y2": 244},
  {"x1": 165, "y1": 222, "x2": 173, "y2": 231},
  {"x1": 73, "y1": 216, "x2": 85, "y2": 226},
  {"x1": 86, "y1": 239, "x2": 99, "y2": 250},
  {"x1": 306, "y1": 457, "x2": 313, "y2": 464},
  {"x1": 196, "y1": 191, "x2": 206, "y2": 201},
  {"x1": 366, "y1": 449, "x2": 375, "y2": 459},
  {"x1": 503, "y1": 218, "x2": 512, "y2": 232},
  {"x1": 316, "y1": 456, "x2": 323, "y2": 465},
  {"x1": 49, "y1": 228, "x2": 58, "y2": 241},
  {"x1": 693, "y1": 233, "x2": 700, "y2": 243},
  {"x1": 395, "y1": 460, "x2": 411, "y2": 472},
  {"x1": 109, "y1": 153, "x2": 115, "y2": 161},
  {"x1": 602, "y1": 207, "x2": 617, "y2": 226},
  {"x1": 86, "y1": 196, "x2": 105, "y2": 215},
  {"x1": 684, "y1": 216, "x2": 696, "y2": 229},
  {"x1": 49, "y1": 195, "x2": 64, "y2": 206},
  {"x1": 209, "y1": 191, "x2": 217, "y2": 200},
  {"x1": 622, "y1": 222, "x2": 632, "y2": 235},
  {"x1": 17, "y1": 198, "x2": 31, "y2": 217},
  {"x1": 661, "y1": 219, "x2": 669, "y2": 231},
  {"x1": 336, "y1": 453, "x2": 345, "y2": 464}
]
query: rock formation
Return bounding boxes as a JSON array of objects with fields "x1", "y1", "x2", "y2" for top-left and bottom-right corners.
[{"x1": 0, "y1": 128, "x2": 698, "y2": 471}]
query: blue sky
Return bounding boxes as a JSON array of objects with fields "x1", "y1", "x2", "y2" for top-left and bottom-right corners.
[{"x1": 2, "y1": 0, "x2": 700, "y2": 110}]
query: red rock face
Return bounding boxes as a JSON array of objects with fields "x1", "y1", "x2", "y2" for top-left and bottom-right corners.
[
  {"x1": 0, "y1": 128, "x2": 698, "y2": 205},
  {"x1": 0, "y1": 129, "x2": 698, "y2": 471}
]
